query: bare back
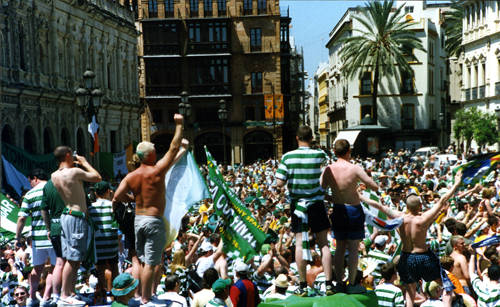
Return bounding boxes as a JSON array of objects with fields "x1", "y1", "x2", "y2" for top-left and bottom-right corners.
[
  {"x1": 400, "y1": 213, "x2": 429, "y2": 253},
  {"x1": 450, "y1": 251, "x2": 468, "y2": 283},
  {"x1": 125, "y1": 164, "x2": 166, "y2": 217},
  {"x1": 328, "y1": 160, "x2": 361, "y2": 204},
  {"x1": 51, "y1": 168, "x2": 88, "y2": 213}
]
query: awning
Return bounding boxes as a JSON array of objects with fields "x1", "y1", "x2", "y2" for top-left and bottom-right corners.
[{"x1": 335, "y1": 130, "x2": 361, "y2": 146}]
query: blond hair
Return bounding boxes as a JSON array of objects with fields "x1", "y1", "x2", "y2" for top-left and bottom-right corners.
[{"x1": 136, "y1": 141, "x2": 155, "y2": 162}]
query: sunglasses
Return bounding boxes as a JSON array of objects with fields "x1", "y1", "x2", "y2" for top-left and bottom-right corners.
[{"x1": 14, "y1": 292, "x2": 26, "y2": 297}]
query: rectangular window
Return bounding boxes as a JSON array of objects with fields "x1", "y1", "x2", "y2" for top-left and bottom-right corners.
[
  {"x1": 145, "y1": 59, "x2": 182, "y2": 95},
  {"x1": 361, "y1": 105, "x2": 372, "y2": 120},
  {"x1": 401, "y1": 104, "x2": 415, "y2": 129},
  {"x1": 190, "y1": 0, "x2": 198, "y2": 16},
  {"x1": 107, "y1": 64, "x2": 112, "y2": 89},
  {"x1": 258, "y1": 0, "x2": 266, "y2": 14},
  {"x1": 250, "y1": 28, "x2": 262, "y2": 52},
  {"x1": 188, "y1": 21, "x2": 229, "y2": 52},
  {"x1": 243, "y1": 0, "x2": 252, "y2": 14},
  {"x1": 217, "y1": 0, "x2": 226, "y2": 14},
  {"x1": 405, "y1": 6, "x2": 414, "y2": 13},
  {"x1": 190, "y1": 57, "x2": 230, "y2": 94},
  {"x1": 280, "y1": 23, "x2": 289, "y2": 43},
  {"x1": 189, "y1": 22, "x2": 202, "y2": 42},
  {"x1": 204, "y1": 0, "x2": 212, "y2": 16},
  {"x1": 251, "y1": 72, "x2": 262, "y2": 93},
  {"x1": 360, "y1": 71, "x2": 372, "y2": 95},
  {"x1": 152, "y1": 109, "x2": 163, "y2": 124},
  {"x1": 429, "y1": 40, "x2": 434, "y2": 61},
  {"x1": 401, "y1": 71, "x2": 414, "y2": 94},
  {"x1": 429, "y1": 69, "x2": 434, "y2": 95},
  {"x1": 164, "y1": 0, "x2": 174, "y2": 17},
  {"x1": 143, "y1": 22, "x2": 179, "y2": 54},
  {"x1": 148, "y1": 0, "x2": 158, "y2": 17}
]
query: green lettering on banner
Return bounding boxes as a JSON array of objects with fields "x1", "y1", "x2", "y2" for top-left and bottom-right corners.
[
  {"x1": 0, "y1": 193, "x2": 31, "y2": 246},
  {"x1": 205, "y1": 148, "x2": 266, "y2": 261}
]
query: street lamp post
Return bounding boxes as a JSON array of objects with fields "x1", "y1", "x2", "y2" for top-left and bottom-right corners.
[
  {"x1": 495, "y1": 106, "x2": 500, "y2": 151},
  {"x1": 76, "y1": 69, "x2": 104, "y2": 155},
  {"x1": 218, "y1": 99, "x2": 228, "y2": 165}
]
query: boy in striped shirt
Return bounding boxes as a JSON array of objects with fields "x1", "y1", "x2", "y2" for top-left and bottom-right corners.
[
  {"x1": 469, "y1": 254, "x2": 500, "y2": 307},
  {"x1": 89, "y1": 181, "x2": 119, "y2": 303},
  {"x1": 16, "y1": 168, "x2": 56, "y2": 307},
  {"x1": 275, "y1": 125, "x2": 332, "y2": 296},
  {"x1": 375, "y1": 263, "x2": 404, "y2": 307}
]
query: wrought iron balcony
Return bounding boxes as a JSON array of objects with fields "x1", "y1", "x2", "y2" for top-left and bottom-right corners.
[
  {"x1": 144, "y1": 44, "x2": 180, "y2": 55},
  {"x1": 146, "y1": 85, "x2": 182, "y2": 96}
]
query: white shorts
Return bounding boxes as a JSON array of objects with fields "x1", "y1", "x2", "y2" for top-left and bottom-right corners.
[{"x1": 32, "y1": 247, "x2": 56, "y2": 266}]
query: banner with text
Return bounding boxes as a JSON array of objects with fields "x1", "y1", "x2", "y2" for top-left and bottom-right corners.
[
  {"x1": 0, "y1": 193, "x2": 31, "y2": 246},
  {"x1": 205, "y1": 148, "x2": 266, "y2": 261}
]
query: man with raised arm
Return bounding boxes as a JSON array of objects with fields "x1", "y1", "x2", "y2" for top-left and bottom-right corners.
[
  {"x1": 113, "y1": 114, "x2": 187, "y2": 306},
  {"x1": 321, "y1": 139, "x2": 379, "y2": 294},
  {"x1": 361, "y1": 170, "x2": 463, "y2": 307},
  {"x1": 50, "y1": 146, "x2": 102, "y2": 306}
]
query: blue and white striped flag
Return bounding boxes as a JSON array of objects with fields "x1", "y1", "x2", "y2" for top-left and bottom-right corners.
[
  {"x1": 164, "y1": 151, "x2": 210, "y2": 246},
  {"x1": 471, "y1": 235, "x2": 500, "y2": 249}
]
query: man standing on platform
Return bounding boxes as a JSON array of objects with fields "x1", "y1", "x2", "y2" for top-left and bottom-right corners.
[
  {"x1": 275, "y1": 125, "x2": 333, "y2": 296},
  {"x1": 51, "y1": 146, "x2": 102, "y2": 306},
  {"x1": 113, "y1": 114, "x2": 187, "y2": 306},
  {"x1": 321, "y1": 139, "x2": 379, "y2": 294}
]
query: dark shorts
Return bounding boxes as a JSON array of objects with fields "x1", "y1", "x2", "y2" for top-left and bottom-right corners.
[
  {"x1": 331, "y1": 204, "x2": 365, "y2": 240},
  {"x1": 290, "y1": 200, "x2": 331, "y2": 234},
  {"x1": 397, "y1": 250, "x2": 441, "y2": 284},
  {"x1": 49, "y1": 235, "x2": 63, "y2": 258}
]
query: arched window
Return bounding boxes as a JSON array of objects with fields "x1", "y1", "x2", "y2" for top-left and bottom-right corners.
[
  {"x1": 76, "y1": 128, "x2": 86, "y2": 155},
  {"x1": 1, "y1": 125, "x2": 15, "y2": 145},
  {"x1": 61, "y1": 128, "x2": 71, "y2": 147},
  {"x1": 43, "y1": 127, "x2": 54, "y2": 154},
  {"x1": 24, "y1": 126, "x2": 37, "y2": 154}
]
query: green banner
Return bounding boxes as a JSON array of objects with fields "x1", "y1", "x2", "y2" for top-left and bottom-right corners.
[
  {"x1": 205, "y1": 148, "x2": 266, "y2": 261},
  {"x1": 0, "y1": 193, "x2": 31, "y2": 246}
]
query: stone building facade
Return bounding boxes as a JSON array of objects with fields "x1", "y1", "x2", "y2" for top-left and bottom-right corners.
[
  {"x1": 0, "y1": 0, "x2": 141, "y2": 182},
  {"x1": 137, "y1": 0, "x2": 294, "y2": 164}
]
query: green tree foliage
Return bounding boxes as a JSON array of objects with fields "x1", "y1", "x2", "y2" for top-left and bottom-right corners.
[
  {"x1": 339, "y1": 0, "x2": 425, "y2": 123},
  {"x1": 443, "y1": 0, "x2": 464, "y2": 58},
  {"x1": 453, "y1": 107, "x2": 498, "y2": 152}
]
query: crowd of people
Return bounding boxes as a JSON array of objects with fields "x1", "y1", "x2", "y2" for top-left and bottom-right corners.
[{"x1": 1, "y1": 114, "x2": 500, "y2": 307}]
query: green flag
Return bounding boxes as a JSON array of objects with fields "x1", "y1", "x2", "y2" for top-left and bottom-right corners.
[
  {"x1": 205, "y1": 148, "x2": 266, "y2": 261},
  {"x1": 0, "y1": 193, "x2": 31, "y2": 246}
]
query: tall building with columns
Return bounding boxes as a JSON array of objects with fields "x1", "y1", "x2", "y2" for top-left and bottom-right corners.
[
  {"x1": 459, "y1": 0, "x2": 500, "y2": 149},
  {"x1": 0, "y1": 0, "x2": 141, "y2": 185}
]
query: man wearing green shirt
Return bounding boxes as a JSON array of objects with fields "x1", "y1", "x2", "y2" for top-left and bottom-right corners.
[
  {"x1": 41, "y1": 179, "x2": 66, "y2": 306},
  {"x1": 110, "y1": 273, "x2": 139, "y2": 307}
]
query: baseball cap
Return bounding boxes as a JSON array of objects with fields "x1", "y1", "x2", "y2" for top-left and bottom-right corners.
[
  {"x1": 234, "y1": 261, "x2": 249, "y2": 273},
  {"x1": 212, "y1": 278, "x2": 231, "y2": 293},
  {"x1": 374, "y1": 235, "x2": 388, "y2": 246},
  {"x1": 200, "y1": 241, "x2": 215, "y2": 253},
  {"x1": 111, "y1": 273, "x2": 139, "y2": 296}
]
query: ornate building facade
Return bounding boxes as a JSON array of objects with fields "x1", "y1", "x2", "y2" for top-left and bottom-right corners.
[
  {"x1": 0, "y1": 0, "x2": 141, "y2": 182},
  {"x1": 137, "y1": 0, "x2": 294, "y2": 164}
]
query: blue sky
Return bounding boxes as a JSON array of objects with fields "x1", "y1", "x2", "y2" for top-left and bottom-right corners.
[{"x1": 281, "y1": 1, "x2": 358, "y2": 85}]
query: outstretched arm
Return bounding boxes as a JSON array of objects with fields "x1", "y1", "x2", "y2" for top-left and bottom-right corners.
[
  {"x1": 422, "y1": 170, "x2": 462, "y2": 225},
  {"x1": 156, "y1": 114, "x2": 184, "y2": 175},
  {"x1": 359, "y1": 193, "x2": 402, "y2": 219},
  {"x1": 356, "y1": 166, "x2": 379, "y2": 191}
]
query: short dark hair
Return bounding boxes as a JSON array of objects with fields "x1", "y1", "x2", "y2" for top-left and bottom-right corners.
[
  {"x1": 202, "y1": 268, "x2": 219, "y2": 289},
  {"x1": 28, "y1": 168, "x2": 48, "y2": 181},
  {"x1": 440, "y1": 256, "x2": 454, "y2": 271},
  {"x1": 334, "y1": 139, "x2": 350, "y2": 157},
  {"x1": 296, "y1": 126, "x2": 313, "y2": 142},
  {"x1": 165, "y1": 275, "x2": 179, "y2": 291},
  {"x1": 488, "y1": 265, "x2": 500, "y2": 281},
  {"x1": 455, "y1": 222, "x2": 467, "y2": 236},
  {"x1": 54, "y1": 146, "x2": 72, "y2": 163},
  {"x1": 380, "y1": 262, "x2": 397, "y2": 281}
]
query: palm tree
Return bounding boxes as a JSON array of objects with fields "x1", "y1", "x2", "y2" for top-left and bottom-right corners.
[
  {"x1": 339, "y1": 0, "x2": 425, "y2": 124},
  {"x1": 444, "y1": 0, "x2": 464, "y2": 58}
]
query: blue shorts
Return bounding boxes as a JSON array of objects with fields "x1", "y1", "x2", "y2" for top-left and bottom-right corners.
[
  {"x1": 397, "y1": 250, "x2": 441, "y2": 284},
  {"x1": 331, "y1": 204, "x2": 365, "y2": 240}
]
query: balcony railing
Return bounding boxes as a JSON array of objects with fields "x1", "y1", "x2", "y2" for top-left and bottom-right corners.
[
  {"x1": 189, "y1": 83, "x2": 230, "y2": 94},
  {"x1": 144, "y1": 44, "x2": 180, "y2": 55},
  {"x1": 479, "y1": 85, "x2": 485, "y2": 98},
  {"x1": 164, "y1": 10, "x2": 174, "y2": 18},
  {"x1": 471, "y1": 87, "x2": 477, "y2": 100},
  {"x1": 146, "y1": 85, "x2": 182, "y2": 96},
  {"x1": 496, "y1": 82, "x2": 500, "y2": 96},
  {"x1": 465, "y1": 88, "x2": 471, "y2": 100},
  {"x1": 188, "y1": 42, "x2": 230, "y2": 53}
]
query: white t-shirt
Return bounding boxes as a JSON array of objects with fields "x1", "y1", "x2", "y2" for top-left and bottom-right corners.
[
  {"x1": 157, "y1": 291, "x2": 188, "y2": 307},
  {"x1": 196, "y1": 255, "x2": 215, "y2": 278}
]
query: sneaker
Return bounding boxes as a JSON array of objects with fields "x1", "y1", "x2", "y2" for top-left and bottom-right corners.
[
  {"x1": 128, "y1": 297, "x2": 141, "y2": 307},
  {"x1": 293, "y1": 287, "x2": 308, "y2": 297},
  {"x1": 27, "y1": 298, "x2": 40, "y2": 307},
  {"x1": 346, "y1": 284, "x2": 366, "y2": 294},
  {"x1": 40, "y1": 299, "x2": 53, "y2": 307},
  {"x1": 335, "y1": 283, "x2": 347, "y2": 293},
  {"x1": 325, "y1": 285, "x2": 335, "y2": 296},
  {"x1": 56, "y1": 296, "x2": 86, "y2": 306}
]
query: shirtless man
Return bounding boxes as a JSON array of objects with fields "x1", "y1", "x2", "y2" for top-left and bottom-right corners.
[
  {"x1": 113, "y1": 113, "x2": 186, "y2": 306},
  {"x1": 449, "y1": 235, "x2": 471, "y2": 294},
  {"x1": 50, "y1": 146, "x2": 102, "y2": 306},
  {"x1": 361, "y1": 170, "x2": 462, "y2": 307},
  {"x1": 321, "y1": 139, "x2": 379, "y2": 293}
]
